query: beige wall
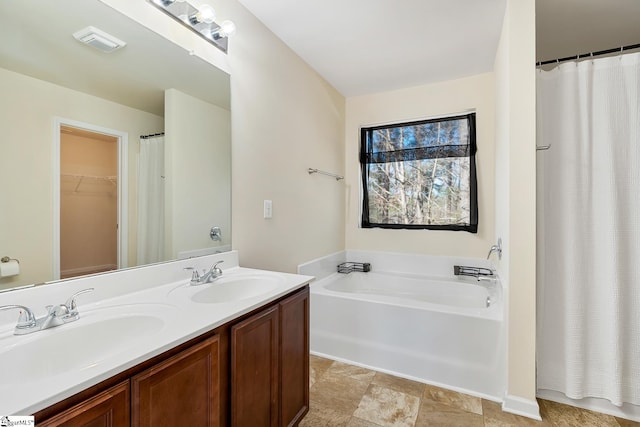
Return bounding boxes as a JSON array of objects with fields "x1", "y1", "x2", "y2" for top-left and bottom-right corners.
[
  {"x1": 102, "y1": 1, "x2": 539, "y2": 412},
  {"x1": 494, "y1": 0, "x2": 538, "y2": 410},
  {"x1": 345, "y1": 74, "x2": 496, "y2": 258},
  {"x1": 219, "y1": 2, "x2": 346, "y2": 272},
  {"x1": 0, "y1": 67, "x2": 163, "y2": 290},
  {"x1": 100, "y1": 1, "x2": 346, "y2": 274},
  {"x1": 165, "y1": 88, "x2": 231, "y2": 259}
]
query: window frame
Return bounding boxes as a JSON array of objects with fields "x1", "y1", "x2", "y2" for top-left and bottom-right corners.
[{"x1": 359, "y1": 112, "x2": 478, "y2": 233}]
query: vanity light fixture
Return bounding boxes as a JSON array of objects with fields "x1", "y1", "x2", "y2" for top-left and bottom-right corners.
[
  {"x1": 211, "y1": 20, "x2": 236, "y2": 40},
  {"x1": 148, "y1": 0, "x2": 236, "y2": 53}
]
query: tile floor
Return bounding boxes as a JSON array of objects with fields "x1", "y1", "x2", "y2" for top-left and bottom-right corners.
[{"x1": 300, "y1": 355, "x2": 640, "y2": 427}]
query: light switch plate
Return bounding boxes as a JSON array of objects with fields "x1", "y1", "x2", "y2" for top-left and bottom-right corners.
[{"x1": 263, "y1": 200, "x2": 272, "y2": 219}]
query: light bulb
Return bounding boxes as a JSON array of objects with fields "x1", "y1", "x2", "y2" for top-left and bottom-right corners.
[
  {"x1": 219, "y1": 20, "x2": 236, "y2": 37},
  {"x1": 197, "y1": 4, "x2": 216, "y2": 24}
]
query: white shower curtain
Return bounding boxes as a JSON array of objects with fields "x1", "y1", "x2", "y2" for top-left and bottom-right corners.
[
  {"x1": 537, "y1": 53, "x2": 640, "y2": 406},
  {"x1": 136, "y1": 135, "x2": 165, "y2": 265}
]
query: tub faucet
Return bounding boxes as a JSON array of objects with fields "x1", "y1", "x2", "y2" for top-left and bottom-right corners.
[
  {"x1": 454, "y1": 265, "x2": 495, "y2": 280},
  {"x1": 187, "y1": 261, "x2": 224, "y2": 285},
  {"x1": 0, "y1": 288, "x2": 94, "y2": 335},
  {"x1": 487, "y1": 238, "x2": 502, "y2": 260}
]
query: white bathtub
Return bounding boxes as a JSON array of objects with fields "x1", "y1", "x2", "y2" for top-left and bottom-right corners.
[
  {"x1": 322, "y1": 271, "x2": 501, "y2": 317},
  {"x1": 303, "y1": 251, "x2": 505, "y2": 400}
]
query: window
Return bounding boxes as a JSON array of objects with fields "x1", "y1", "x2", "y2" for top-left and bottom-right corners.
[{"x1": 360, "y1": 113, "x2": 478, "y2": 233}]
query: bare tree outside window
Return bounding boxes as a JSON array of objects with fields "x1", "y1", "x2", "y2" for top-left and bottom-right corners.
[{"x1": 360, "y1": 113, "x2": 478, "y2": 233}]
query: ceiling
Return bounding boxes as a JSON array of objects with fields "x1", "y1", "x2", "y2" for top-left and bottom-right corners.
[
  {"x1": 238, "y1": 0, "x2": 507, "y2": 97},
  {"x1": 0, "y1": 0, "x2": 230, "y2": 116},
  {"x1": 536, "y1": 0, "x2": 640, "y2": 63},
  {"x1": 3, "y1": 0, "x2": 638, "y2": 107},
  {"x1": 239, "y1": 0, "x2": 640, "y2": 97}
]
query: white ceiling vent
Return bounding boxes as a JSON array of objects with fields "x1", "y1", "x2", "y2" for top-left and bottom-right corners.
[{"x1": 72, "y1": 26, "x2": 126, "y2": 53}]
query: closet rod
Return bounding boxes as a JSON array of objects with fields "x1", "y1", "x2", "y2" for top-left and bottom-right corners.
[
  {"x1": 537, "y1": 42, "x2": 640, "y2": 66},
  {"x1": 61, "y1": 173, "x2": 117, "y2": 181}
]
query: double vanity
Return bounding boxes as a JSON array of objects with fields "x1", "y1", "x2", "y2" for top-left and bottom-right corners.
[{"x1": 0, "y1": 251, "x2": 312, "y2": 426}]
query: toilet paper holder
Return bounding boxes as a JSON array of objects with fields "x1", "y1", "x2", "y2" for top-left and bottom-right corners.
[{"x1": 1, "y1": 256, "x2": 19, "y2": 264}]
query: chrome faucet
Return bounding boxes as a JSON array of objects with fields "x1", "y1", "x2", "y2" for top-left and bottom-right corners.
[
  {"x1": 454, "y1": 265, "x2": 495, "y2": 280},
  {"x1": 186, "y1": 261, "x2": 224, "y2": 286},
  {"x1": 476, "y1": 275, "x2": 497, "y2": 284},
  {"x1": 0, "y1": 288, "x2": 94, "y2": 335},
  {"x1": 487, "y1": 238, "x2": 502, "y2": 260},
  {"x1": 0, "y1": 304, "x2": 37, "y2": 334}
]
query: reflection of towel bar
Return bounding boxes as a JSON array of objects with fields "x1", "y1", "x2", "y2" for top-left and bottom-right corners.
[{"x1": 308, "y1": 168, "x2": 343, "y2": 181}]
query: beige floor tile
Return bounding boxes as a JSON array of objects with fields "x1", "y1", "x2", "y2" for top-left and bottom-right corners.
[
  {"x1": 482, "y1": 399, "x2": 553, "y2": 426},
  {"x1": 310, "y1": 355, "x2": 334, "y2": 388},
  {"x1": 310, "y1": 373, "x2": 372, "y2": 415},
  {"x1": 299, "y1": 402, "x2": 353, "y2": 427},
  {"x1": 371, "y1": 372, "x2": 426, "y2": 399},
  {"x1": 304, "y1": 356, "x2": 634, "y2": 427},
  {"x1": 310, "y1": 366, "x2": 321, "y2": 389},
  {"x1": 415, "y1": 398, "x2": 484, "y2": 427},
  {"x1": 423, "y1": 384, "x2": 483, "y2": 415},
  {"x1": 353, "y1": 384, "x2": 421, "y2": 427},
  {"x1": 347, "y1": 417, "x2": 383, "y2": 427},
  {"x1": 616, "y1": 417, "x2": 640, "y2": 427},
  {"x1": 325, "y1": 361, "x2": 377, "y2": 383},
  {"x1": 310, "y1": 355, "x2": 334, "y2": 372},
  {"x1": 539, "y1": 399, "x2": 619, "y2": 427}
]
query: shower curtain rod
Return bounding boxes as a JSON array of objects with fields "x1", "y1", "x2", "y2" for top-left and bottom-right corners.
[
  {"x1": 537, "y1": 42, "x2": 640, "y2": 66},
  {"x1": 140, "y1": 132, "x2": 165, "y2": 139}
]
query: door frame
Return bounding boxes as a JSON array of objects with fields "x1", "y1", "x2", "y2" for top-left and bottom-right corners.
[{"x1": 52, "y1": 117, "x2": 129, "y2": 280}]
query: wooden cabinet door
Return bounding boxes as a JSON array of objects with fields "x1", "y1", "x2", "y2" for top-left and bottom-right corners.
[
  {"x1": 38, "y1": 381, "x2": 130, "y2": 427},
  {"x1": 279, "y1": 287, "x2": 309, "y2": 427},
  {"x1": 231, "y1": 305, "x2": 279, "y2": 427},
  {"x1": 131, "y1": 335, "x2": 221, "y2": 427}
]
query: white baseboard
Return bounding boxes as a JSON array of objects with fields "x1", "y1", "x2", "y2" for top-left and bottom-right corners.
[{"x1": 502, "y1": 394, "x2": 542, "y2": 420}]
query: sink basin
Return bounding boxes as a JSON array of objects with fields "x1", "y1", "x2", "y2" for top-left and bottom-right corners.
[
  {"x1": 191, "y1": 274, "x2": 283, "y2": 304},
  {"x1": 0, "y1": 304, "x2": 172, "y2": 383}
]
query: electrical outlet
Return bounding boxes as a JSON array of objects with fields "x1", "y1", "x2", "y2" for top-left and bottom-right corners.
[{"x1": 263, "y1": 200, "x2": 272, "y2": 219}]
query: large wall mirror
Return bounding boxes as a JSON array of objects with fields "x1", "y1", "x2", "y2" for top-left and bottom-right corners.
[{"x1": 0, "y1": 0, "x2": 231, "y2": 291}]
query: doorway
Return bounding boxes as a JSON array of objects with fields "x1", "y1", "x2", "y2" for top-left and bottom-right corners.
[{"x1": 53, "y1": 118, "x2": 128, "y2": 280}]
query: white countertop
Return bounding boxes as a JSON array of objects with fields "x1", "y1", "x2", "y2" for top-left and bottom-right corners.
[{"x1": 0, "y1": 252, "x2": 313, "y2": 415}]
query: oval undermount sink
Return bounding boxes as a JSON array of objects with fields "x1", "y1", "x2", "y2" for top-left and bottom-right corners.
[
  {"x1": 191, "y1": 275, "x2": 283, "y2": 304},
  {"x1": 0, "y1": 305, "x2": 171, "y2": 383}
]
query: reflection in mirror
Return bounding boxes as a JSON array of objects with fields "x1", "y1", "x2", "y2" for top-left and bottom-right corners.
[{"x1": 0, "y1": 0, "x2": 231, "y2": 291}]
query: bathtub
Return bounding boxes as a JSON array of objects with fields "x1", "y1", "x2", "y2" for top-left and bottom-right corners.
[{"x1": 302, "y1": 251, "x2": 505, "y2": 400}]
